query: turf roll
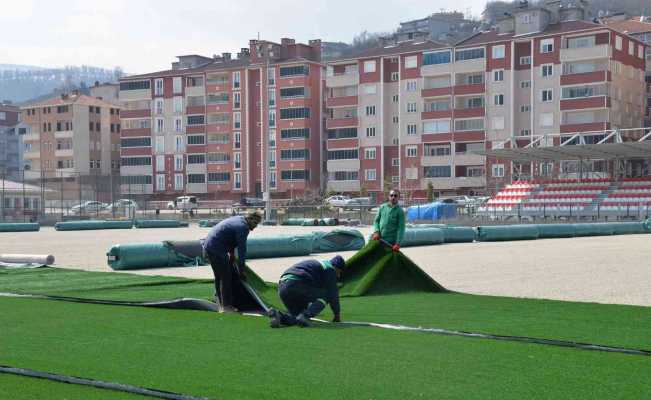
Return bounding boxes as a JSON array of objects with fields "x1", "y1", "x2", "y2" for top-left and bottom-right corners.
[
  {"x1": 571, "y1": 223, "x2": 614, "y2": 237},
  {"x1": 320, "y1": 218, "x2": 339, "y2": 226},
  {"x1": 440, "y1": 226, "x2": 476, "y2": 243},
  {"x1": 399, "y1": 228, "x2": 445, "y2": 247},
  {"x1": 134, "y1": 220, "x2": 189, "y2": 228},
  {"x1": 312, "y1": 229, "x2": 365, "y2": 253},
  {"x1": 281, "y1": 218, "x2": 309, "y2": 226},
  {"x1": 0, "y1": 254, "x2": 55, "y2": 265},
  {"x1": 0, "y1": 223, "x2": 40, "y2": 232},
  {"x1": 246, "y1": 234, "x2": 315, "y2": 258},
  {"x1": 55, "y1": 220, "x2": 133, "y2": 231},
  {"x1": 536, "y1": 224, "x2": 576, "y2": 238},
  {"x1": 107, "y1": 242, "x2": 201, "y2": 270},
  {"x1": 609, "y1": 221, "x2": 649, "y2": 235},
  {"x1": 476, "y1": 224, "x2": 539, "y2": 241},
  {"x1": 301, "y1": 218, "x2": 320, "y2": 226},
  {"x1": 198, "y1": 219, "x2": 222, "y2": 228}
]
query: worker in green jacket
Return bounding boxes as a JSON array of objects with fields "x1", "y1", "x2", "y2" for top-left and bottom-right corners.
[{"x1": 371, "y1": 189, "x2": 405, "y2": 251}]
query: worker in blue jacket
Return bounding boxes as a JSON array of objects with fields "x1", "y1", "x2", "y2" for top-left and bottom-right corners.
[
  {"x1": 268, "y1": 255, "x2": 345, "y2": 327},
  {"x1": 203, "y1": 211, "x2": 262, "y2": 312}
]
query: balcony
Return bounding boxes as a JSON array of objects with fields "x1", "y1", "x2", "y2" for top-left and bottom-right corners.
[
  {"x1": 560, "y1": 44, "x2": 610, "y2": 62},
  {"x1": 454, "y1": 152, "x2": 485, "y2": 166},
  {"x1": 24, "y1": 150, "x2": 40, "y2": 159},
  {"x1": 421, "y1": 154, "x2": 452, "y2": 166},
  {"x1": 453, "y1": 107, "x2": 485, "y2": 118},
  {"x1": 326, "y1": 96, "x2": 358, "y2": 108},
  {"x1": 560, "y1": 71, "x2": 609, "y2": 85},
  {"x1": 421, "y1": 87, "x2": 452, "y2": 97},
  {"x1": 560, "y1": 122, "x2": 610, "y2": 133},
  {"x1": 327, "y1": 159, "x2": 360, "y2": 171},
  {"x1": 186, "y1": 105, "x2": 206, "y2": 115},
  {"x1": 120, "y1": 184, "x2": 153, "y2": 195},
  {"x1": 326, "y1": 73, "x2": 359, "y2": 88},
  {"x1": 421, "y1": 110, "x2": 452, "y2": 120},
  {"x1": 54, "y1": 130, "x2": 74, "y2": 139},
  {"x1": 560, "y1": 96, "x2": 609, "y2": 111},
  {"x1": 423, "y1": 176, "x2": 485, "y2": 190},
  {"x1": 453, "y1": 83, "x2": 485, "y2": 95},
  {"x1": 327, "y1": 180, "x2": 361, "y2": 192},
  {"x1": 326, "y1": 117, "x2": 358, "y2": 129},
  {"x1": 55, "y1": 149, "x2": 74, "y2": 157},
  {"x1": 22, "y1": 133, "x2": 40, "y2": 142},
  {"x1": 121, "y1": 109, "x2": 150, "y2": 119},
  {"x1": 186, "y1": 183, "x2": 208, "y2": 194}
]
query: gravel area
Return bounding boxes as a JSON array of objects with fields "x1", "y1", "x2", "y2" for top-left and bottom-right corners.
[{"x1": 2, "y1": 225, "x2": 650, "y2": 306}]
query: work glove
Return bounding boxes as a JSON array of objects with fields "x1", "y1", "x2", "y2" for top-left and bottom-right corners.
[
  {"x1": 371, "y1": 232, "x2": 381, "y2": 241},
  {"x1": 392, "y1": 244, "x2": 400, "y2": 252},
  {"x1": 332, "y1": 314, "x2": 341, "y2": 323}
]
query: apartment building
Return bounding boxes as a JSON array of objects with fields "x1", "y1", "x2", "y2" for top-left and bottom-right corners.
[
  {"x1": 20, "y1": 94, "x2": 121, "y2": 199},
  {"x1": 0, "y1": 102, "x2": 27, "y2": 180},
  {"x1": 325, "y1": 6, "x2": 647, "y2": 198},
  {"x1": 118, "y1": 38, "x2": 323, "y2": 201}
]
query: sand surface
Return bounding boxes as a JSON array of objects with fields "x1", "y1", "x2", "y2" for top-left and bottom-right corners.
[{"x1": 1, "y1": 225, "x2": 650, "y2": 306}]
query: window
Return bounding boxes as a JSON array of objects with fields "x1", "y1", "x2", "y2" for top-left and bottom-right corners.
[
  {"x1": 331, "y1": 171, "x2": 358, "y2": 181},
  {"x1": 422, "y1": 119, "x2": 450, "y2": 134},
  {"x1": 281, "y1": 128, "x2": 310, "y2": 139},
  {"x1": 424, "y1": 100, "x2": 450, "y2": 112},
  {"x1": 121, "y1": 157, "x2": 152, "y2": 166},
  {"x1": 281, "y1": 170, "x2": 310, "y2": 181},
  {"x1": 268, "y1": 88, "x2": 276, "y2": 107},
  {"x1": 234, "y1": 132, "x2": 241, "y2": 149},
  {"x1": 155, "y1": 118, "x2": 164, "y2": 133},
  {"x1": 522, "y1": 14, "x2": 531, "y2": 24},
  {"x1": 121, "y1": 137, "x2": 151, "y2": 147},
  {"x1": 154, "y1": 79, "x2": 164, "y2": 96},
  {"x1": 520, "y1": 80, "x2": 531, "y2": 88},
  {"x1": 268, "y1": 110, "x2": 276, "y2": 127},
  {"x1": 519, "y1": 129, "x2": 531, "y2": 136},
  {"x1": 392, "y1": 158, "x2": 399, "y2": 167},
  {"x1": 280, "y1": 107, "x2": 310, "y2": 119},
  {"x1": 207, "y1": 93, "x2": 229, "y2": 104},
  {"x1": 363, "y1": 60, "x2": 376, "y2": 73},
  {"x1": 392, "y1": 116, "x2": 399, "y2": 124},
  {"x1": 267, "y1": 67, "x2": 275, "y2": 86},
  {"x1": 175, "y1": 174, "x2": 184, "y2": 190},
  {"x1": 365, "y1": 148, "x2": 376, "y2": 159},
  {"x1": 407, "y1": 102, "x2": 417, "y2": 113},
  {"x1": 540, "y1": 113, "x2": 554, "y2": 127},
  {"x1": 491, "y1": 164, "x2": 505, "y2": 178},
  {"x1": 540, "y1": 39, "x2": 554, "y2": 54},
  {"x1": 541, "y1": 89, "x2": 553, "y2": 102},
  {"x1": 424, "y1": 144, "x2": 450, "y2": 157},
  {"x1": 187, "y1": 135, "x2": 205, "y2": 145},
  {"x1": 406, "y1": 146, "x2": 417, "y2": 157},
  {"x1": 208, "y1": 172, "x2": 230, "y2": 183},
  {"x1": 269, "y1": 150, "x2": 276, "y2": 167},
  {"x1": 638, "y1": 45, "x2": 644, "y2": 59},
  {"x1": 186, "y1": 76, "x2": 204, "y2": 87},
  {"x1": 327, "y1": 128, "x2": 357, "y2": 139},
  {"x1": 492, "y1": 45, "x2": 505, "y2": 59},
  {"x1": 207, "y1": 153, "x2": 230, "y2": 163},
  {"x1": 233, "y1": 92, "x2": 241, "y2": 109},
  {"x1": 232, "y1": 71, "x2": 241, "y2": 89},
  {"x1": 407, "y1": 124, "x2": 417, "y2": 135},
  {"x1": 366, "y1": 127, "x2": 376, "y2": 137},
  {"x1": 173, "y1": 77, "x2": 182, "y2": 94},
  {"x1": 492, "y1": 116, "x2": 505, "y2": 130},
  {"x1": 567, "y1": 36, "x2": 595, "y2": 49},
  {"x1": 615, "y1": 36, "x2": 623, "y2": 51},
  {"x1": 234, "y1": 172, "x2": 242, "y2": 189},
  {"x1": 520, "y1": 105, "x2": 531, "y2": 112},
  {"x1": 423, "y1": 50, "x2": 451, "y2": 65},
  {"x1": 234, "y1": 152, "x2": 241, "y2": 169},
  {"x1": 454, "y1": 118, "x2": 484, "y2": 131},
  {"x1": 175, "y1": 136, "x2": 184, "y2": 152},
  {"x1": 628, "y1": 42, "x2": 634, "y2": 56},
  {"x1": 416, "y1": 165, "x2": 450, "y2": 180},
  {"x1": 156, "y1": 174, "x2": 166, "y2": 191},
  {"x1": 279, "y1": 65, "x2": 308, "y2": 77},
  {"x1": 188, "y1": 174, "x2": 206, "y2": 184},
  {"x1": 455, "y1": 48, "x2": 485, "y2": 61},
  {"x1": 365, "y1": 169, "x2": 377, "y2": 181},
  {"x1": 327, "y1": 149, "x2": 358, "y2": 160},
  {"x1": 175, "y1": 155, "x2": 183, "y2": 171},
  {"x1": 174, "y1": 117, "x2": 182, "y2": 132},
  {"x1": 269, "y1": 131, "x2": 276, "y2": 148},
  {"x1": 405, "y1": 56, "x2": 417, "y2": 69},
  {"x1": 406, "y1": 80, "x2": 417, "y2": 91},
  {"x1": 187, "y1": 95, "x2": 205, "y2": 107},
  {"x1": 390, "y1": 72, "x2": 399, "y2": 81},
  {"x1": 155, "y1": 136, "x2": 165, "y2": 153},
  {"x1": 366, "y1": 106, "x2": 376, "y2": 116},
  {"x1": 207, "y1": 113, "x2": 229, "y2": 125},
  {"x1": 494, "y1": 94, "x2": 504, "y2": 106},
  {"x1": 464, "y1": 74, "x2": 484, "y2": 85},
  {"x1": 187, "y1": 115, "x2": 205, "y2": 125},
  {"x1": 493, "y1": 70, "x2": 504, "y2": 82},
  {"x1": 173, "y1": 96, "x2": 183, "y2": 113},
  {"x1": 280, "y1": 149, "x2": 309, "y2": 160},
  {"x1": 542, "y1": 64, "x2": 553, "y2": 77},
  {"x1": 233, "y1": 112, "x2": 241, "y2": 129},
  {"x1": 364, "y1": 84, "x2": 378, "y2": 94},
  {"x1": 187, "y1": 154, "x2": 205, "y2": 164},
  {"x1": 207, "y1": 73, "x2": 228, "y2": 85},
  {"x1": 562, "y1": 85, "x2": 603, "y2": 99},
  {"x1": 520, "y1": 56, "x2": 531, "y2": 65},
  {"x1": 119, "y1": 80, "x2": 150, "y2": 91},
  {"x1": 280, "y1": 87, "x2": 305, "y2": 98},
  {"x1": 121, "y1": 175, "x2": 152, "y2": 185}
]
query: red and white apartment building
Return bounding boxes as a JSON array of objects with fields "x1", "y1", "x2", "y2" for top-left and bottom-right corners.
[
  {"x1": 118, "y1": 38, "x2": 323, "y2": 201},
  {"x1": 325, "y1": 5, "x2": 647, "y2": 198}
]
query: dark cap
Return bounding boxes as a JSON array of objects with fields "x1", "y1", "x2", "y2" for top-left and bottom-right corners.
[{"x1": 330, "y1": 255, "x2": 345, "y2": 269}]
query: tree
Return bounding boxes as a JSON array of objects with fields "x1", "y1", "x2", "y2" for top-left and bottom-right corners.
[
  {"x1": 359, "y1": 183, "x2": 368, "y2": 197},
  {"x1": 426, "y1": 181, "x2": 434, "y2": 202}
]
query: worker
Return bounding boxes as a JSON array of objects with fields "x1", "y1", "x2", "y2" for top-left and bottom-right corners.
[
  {"x1": 202, "y1": 211, "x2": 262, "y2": 312},
  {"x1": 268, "y1": 255, "x2": 345, "y2": 328},
  {"x1": 371, "y1": 189, "x2": 405, "y2": 251}
]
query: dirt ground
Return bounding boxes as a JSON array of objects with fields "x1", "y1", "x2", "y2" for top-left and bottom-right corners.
[{"x1": 1, "y1": 225, "x2": 650, "y2": 306}]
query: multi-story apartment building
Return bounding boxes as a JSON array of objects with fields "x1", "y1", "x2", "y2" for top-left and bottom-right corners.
[
  {"x1": 118, "y1": 38, "x2": 323, "y2": 201},
  {"x1": 325, "y1": 6, "x2": 647, "y2": 198},
  {"x1": 0, "y1": 102, "x2": 25, "y2": 179},
  {"x1": 389, "y1": 11, "x2": 479, "y2": 44},
  {"x1": 20, "y1": 93, "x2": 121, "y2": 199}
]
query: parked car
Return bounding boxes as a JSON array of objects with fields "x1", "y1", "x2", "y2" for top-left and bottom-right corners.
[
  {"x1": 346, "y1": 197, "x2": 372, "y2": 207},
  {"x1": 234, "y1": 197, "x2": 265, "y2": 208},
  {"x1": 104, "y1": 199, "x2": 139, "y2": 215},
  {"x1": 70, "y1": 201, "x2": 108, "y2": 215},
  {"x1": 167, "y1": 196, "x2": 198, "y2": 212},
  {"x1": 325, "y1": 195, "x2": 351, "y2": 207}
]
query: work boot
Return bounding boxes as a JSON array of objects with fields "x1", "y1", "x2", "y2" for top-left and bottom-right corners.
[
  {"x1": 296, "y1": 313, "x2": 311, "y2": 327},
  {"x1": 268, "y1": 309, "x2": 281, "y2": 328},
  {"x1": 220, "y1": 305, "x2": 239, "y2": 314}
]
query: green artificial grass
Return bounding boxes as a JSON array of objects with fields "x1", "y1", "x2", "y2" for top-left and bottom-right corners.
[
  {"x1": 1, "y1": 297, "x2": 650, "y2": 400},
  {"x1": 0, "y1": 374, "x2": 150, "y2": 400}
]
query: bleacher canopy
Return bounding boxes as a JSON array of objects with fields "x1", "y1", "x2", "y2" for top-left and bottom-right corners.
[{"x1": 477, "y1": 141, "x2": 651, "y2": 162}]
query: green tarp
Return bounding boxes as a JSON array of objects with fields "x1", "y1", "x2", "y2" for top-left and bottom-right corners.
[
  {"x1": 55, "y1": 220, "x2": 133, "y2": 231},
  {"x1": 0, "y1": 223, "x2": 40, "y2": 232},
  {"x1": 107, "y1": 242, "x2": 201, "y2": 270},
  {"x1": 536, "y1": 224, "x2": 576, "y2": 238},
  {"x1": 440, "y1": 226, "x2": 476, "y2": 243},
  {"x1": 311, "y1": 229, "x2": 365, "y2": 253},
  {"x1": 134, "y1": 220, "x2": 189, "y2": 228},
  {"x1": 400, "y1": 228, "x2": 445, "y2": 247}
]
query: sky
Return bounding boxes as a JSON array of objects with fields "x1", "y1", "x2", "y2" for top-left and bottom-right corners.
[{"x1": 0, "y1": 0, "x2": 487, "y2": 74}]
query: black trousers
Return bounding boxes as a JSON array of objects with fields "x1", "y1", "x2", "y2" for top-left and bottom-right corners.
[
  {"x1": 206, "y1": 252, "x2": 235, "y2": 307},
  {"x1": 277, "y1": 280, "x2": 326, "y2": 325}
]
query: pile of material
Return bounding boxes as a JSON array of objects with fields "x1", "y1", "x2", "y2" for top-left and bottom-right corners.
[{"x1": 198, "y1": 219, "x2": 223, "y2": 228}]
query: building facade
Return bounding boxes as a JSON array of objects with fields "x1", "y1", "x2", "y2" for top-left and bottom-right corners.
[
  {"x1": 0, "y1": 102, "x2": 25, "y2": 180},
  {"x1": 118, "y1": 38, "x2": 323, "y2": 201},
  {"x1": 20, "y1": 94, "x2": 121, "y2": 200},
  {"x1": 325, "y1": 9, "x2": 647, "y2": 198}
]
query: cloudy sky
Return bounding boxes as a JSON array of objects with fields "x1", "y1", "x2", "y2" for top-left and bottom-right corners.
[{"x1": 0, "y1": 0, "x2": 486, "y2": 74}]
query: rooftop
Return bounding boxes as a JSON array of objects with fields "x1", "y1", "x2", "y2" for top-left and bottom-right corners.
[
  {"x1": 21, "y1": 94, "x2": 120, "y2": 109},
  {"x1": 329, "y1": 40, "x2": 448, "y2": 62},
  {"x1": 601, "y1": 17, "x2": 651, "y2": 35}
]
